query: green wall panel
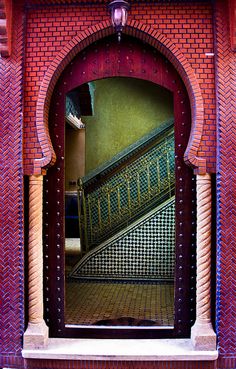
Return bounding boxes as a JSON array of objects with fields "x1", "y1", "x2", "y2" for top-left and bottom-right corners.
[{"x1": 83, "y1": 77, "x2": 173, "y2": 174}]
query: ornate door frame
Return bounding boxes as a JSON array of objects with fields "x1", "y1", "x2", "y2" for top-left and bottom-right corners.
[
  {"x1": 44, "y1": 35, "x2": 194, "y2": 339},
  {"x1": 23, "y1": 23, "x2": 216, "y2": 351}
]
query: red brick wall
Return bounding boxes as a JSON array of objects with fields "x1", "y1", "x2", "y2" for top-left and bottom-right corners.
[
  {"x1": 215, "y1": 0, "x2": 236, "y2": 367},
  {"x1": 24, "y1": 359, "x2": 217, "y2": 369},
  {"x1": 23, "y1": 2, "x2": 216, "y2": 174},
  {"x1": 0, "y1": 0, "x2": 25, "y2": 366}
]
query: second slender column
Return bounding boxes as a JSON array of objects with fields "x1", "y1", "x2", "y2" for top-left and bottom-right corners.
[{"x1": 191, "y1": 173, "x2": 216, "y2": 350}]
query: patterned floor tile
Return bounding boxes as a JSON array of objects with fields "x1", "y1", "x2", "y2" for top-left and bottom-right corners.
[{"x1": 65, "y1": 280, "x2": 174, "y2": 326}]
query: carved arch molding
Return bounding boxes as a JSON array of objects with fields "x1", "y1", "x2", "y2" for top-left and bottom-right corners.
[{"x1": 29, "y1": 20, "x2": 206, "y2": 176}]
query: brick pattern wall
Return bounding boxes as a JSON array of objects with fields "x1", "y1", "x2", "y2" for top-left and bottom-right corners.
[
  {"x1": 0, "y1": 0, "x2": 25, "y2": 365},
  {"x1": 215, "y1": 0, "x2": 236, "y2": 368},
  {"x1": 23, "y1": 1, "x2": 216, "y2": 174},
  {"x1": 24, "y1": 359, "x2": 217, "y2": 369}
]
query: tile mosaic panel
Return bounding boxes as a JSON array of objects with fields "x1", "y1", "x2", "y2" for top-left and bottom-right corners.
[{"x1": 71, "y1": 198, "x2": 175, "y2": 280}]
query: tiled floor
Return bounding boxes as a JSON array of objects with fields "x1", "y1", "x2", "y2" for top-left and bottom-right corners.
[{"x1": 65, "y1": 280, "x2": 174, "y2": 326}]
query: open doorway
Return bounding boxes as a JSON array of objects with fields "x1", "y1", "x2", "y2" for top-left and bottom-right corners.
[{"x1": 64, "y1": 77, "x2": 175, "y2": 328}]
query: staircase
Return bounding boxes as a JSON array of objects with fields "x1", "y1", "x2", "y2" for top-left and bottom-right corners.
[
  {"x1": 77, "y1": 119, "x2": 175, "y2": 254},
  {"x1": 70, "y1": 197, "x2": 175, "y2": 281}
]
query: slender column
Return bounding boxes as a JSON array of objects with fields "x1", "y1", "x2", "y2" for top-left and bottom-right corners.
[
  {"x1": 191, "y1": 173, "x2": 216, "y2": 350},
  {"x1": 24, "y1": 175, "x2": 48, "y2": 349}
]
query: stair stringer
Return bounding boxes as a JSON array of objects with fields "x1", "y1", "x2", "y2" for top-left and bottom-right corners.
[{"x1": 70, "y1": 197, "x2": 175, "y2": 282}]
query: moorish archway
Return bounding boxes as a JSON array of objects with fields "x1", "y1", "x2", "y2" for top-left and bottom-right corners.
[
  {"x1": 23, "y1": 22, "x2": 216, "y2": 351},
  {"x1": 45, "y1": 34, "x2": 194, "y2": 339},
  {"x1": 29, "y1": 20, "x2": 206, "y2": 176}
]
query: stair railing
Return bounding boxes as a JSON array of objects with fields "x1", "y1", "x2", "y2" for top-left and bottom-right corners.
[{"x1": 78, "y1": 128, "x2": 175, "y2": 253}]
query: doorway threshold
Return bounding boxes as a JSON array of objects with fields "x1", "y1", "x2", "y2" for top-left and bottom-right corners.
[{"x1": 22, "y1": 338, "x2": 218, "y2": 361}]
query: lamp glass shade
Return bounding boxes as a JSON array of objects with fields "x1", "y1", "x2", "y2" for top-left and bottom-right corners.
[
  {"x1": 112, "y1": 7, "x2": 127, "y2": 28},
  {"x1": 108, "y1": 1, "x2": 130, "y2": 41}
]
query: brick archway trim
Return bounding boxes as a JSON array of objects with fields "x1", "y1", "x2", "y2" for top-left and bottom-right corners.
[{"x1": 33, "y1": 20, "x2": 206, "y2": 175}]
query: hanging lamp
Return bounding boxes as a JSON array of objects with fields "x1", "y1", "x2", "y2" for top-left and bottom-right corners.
[{"x1": 108, "y1": 0, "x2": 130, "y2": 42}]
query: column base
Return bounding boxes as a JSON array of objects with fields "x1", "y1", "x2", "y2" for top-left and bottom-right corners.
[
  {"x1": 191, "y1": 322, "x2": 216, "y2": 351},
  {"x1": 24, "y1": 321, "x2": 49, "y2": 349}
]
